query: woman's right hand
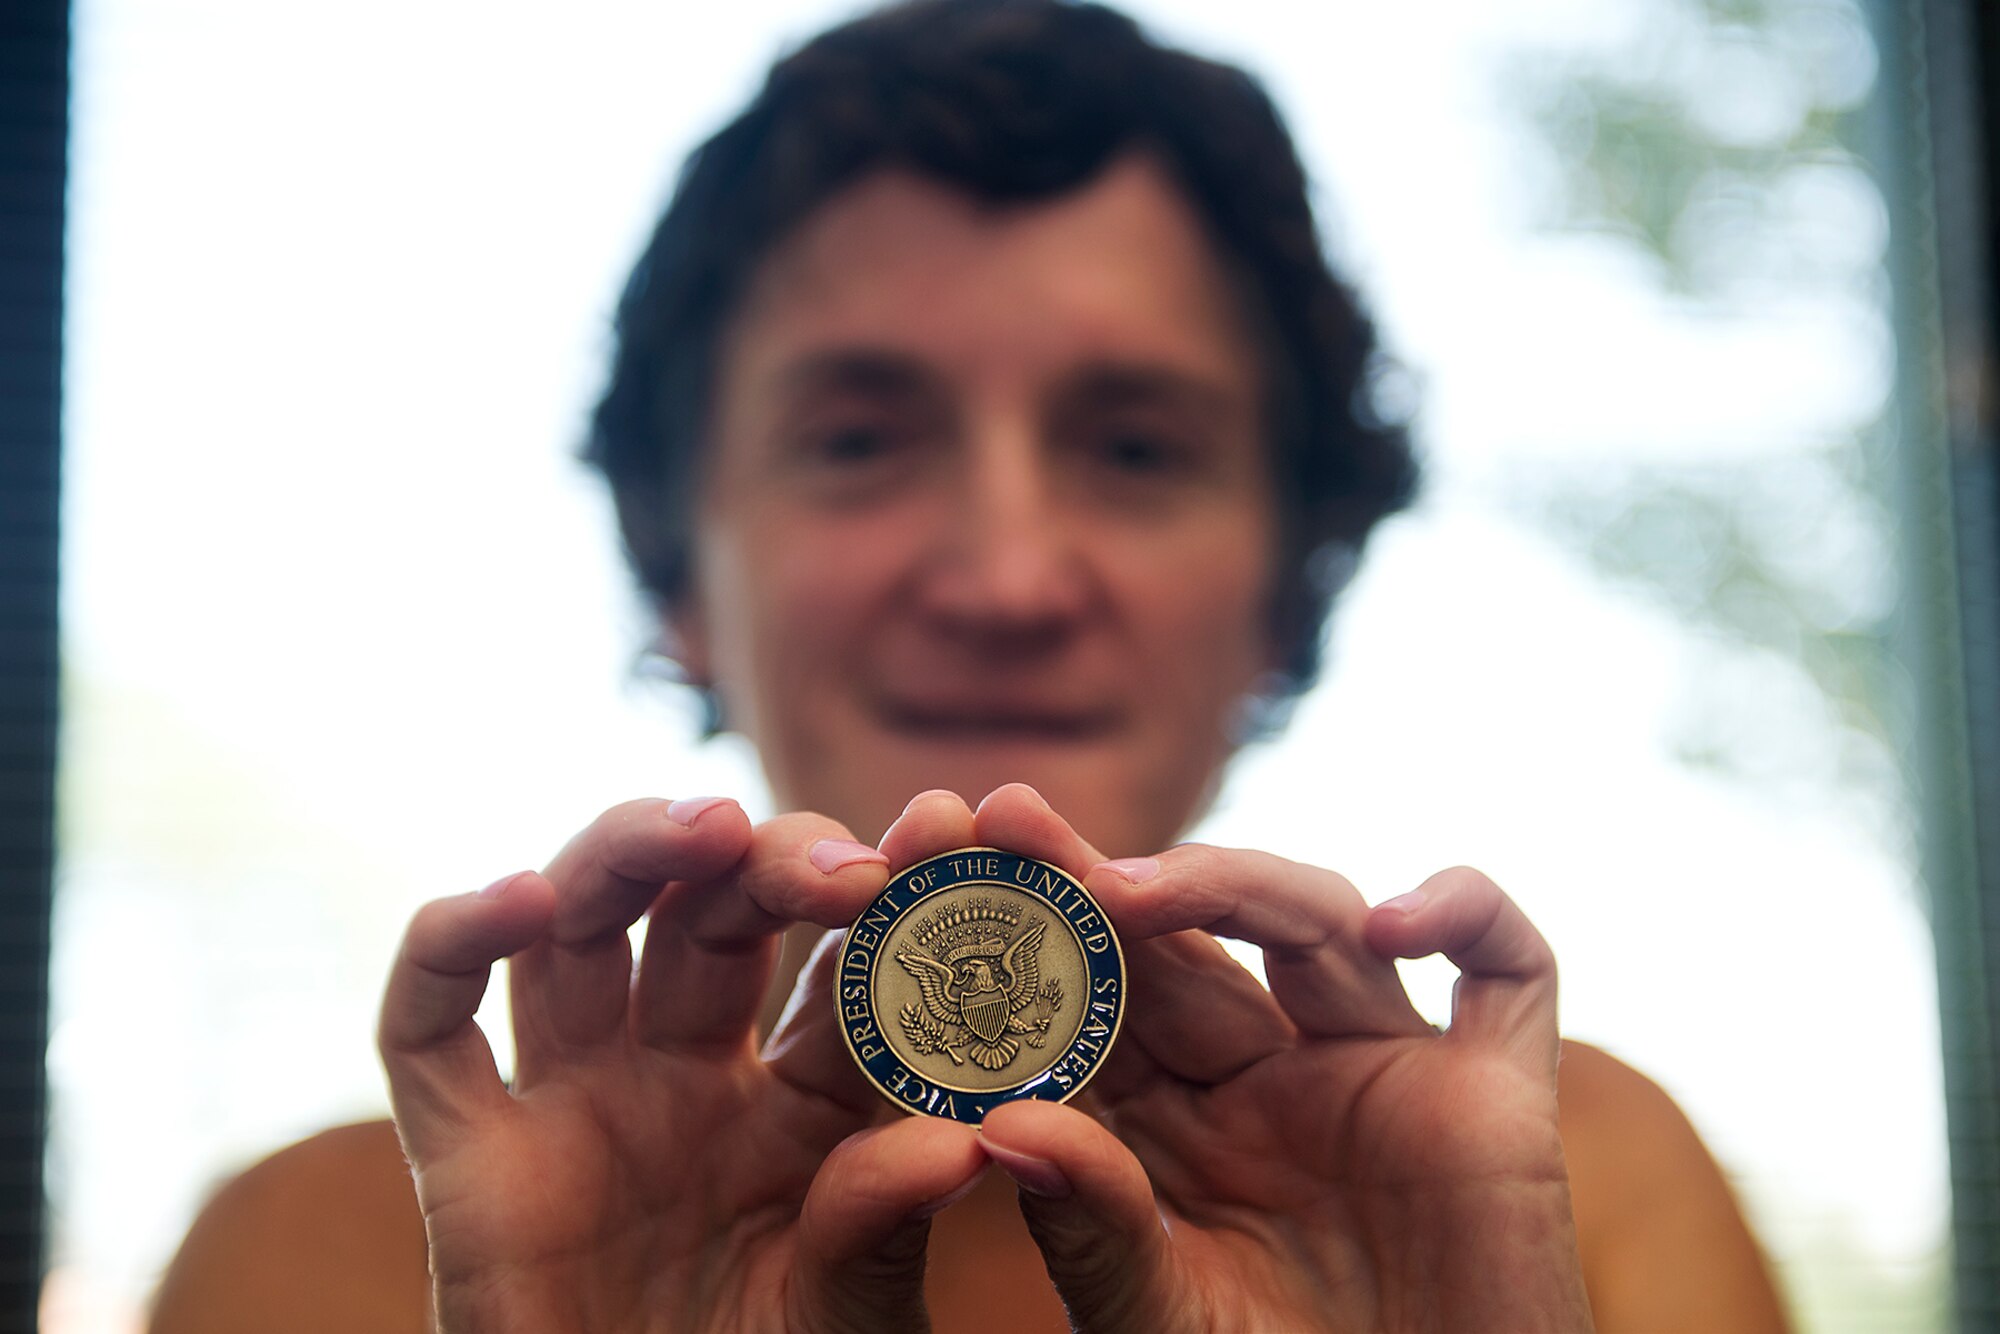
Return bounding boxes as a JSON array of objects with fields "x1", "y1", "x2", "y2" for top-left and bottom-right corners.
[
  {"x1": 376, "y1": 797, "x2": 988, "y2": 1334},
  {"x1": 941, "y1": 786, "x2": 1594, "y2": 1334}
]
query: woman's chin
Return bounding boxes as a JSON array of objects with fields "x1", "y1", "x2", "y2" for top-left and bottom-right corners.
[{"x1": 807, "y1": 734, "x2": 1177, "y2": 856}]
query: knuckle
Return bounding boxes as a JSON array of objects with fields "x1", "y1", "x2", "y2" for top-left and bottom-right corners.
[
  {"x1": 1432, "y1": 864, "x2": 1503, "y2": 902},
  {"x1": 584, "y1": 800, "x2": 672, "y2": 852},
  {"x1": 979, "y1": 781, "x2": 1044, "y2": 808},
  {"x1": 1024, "y1": 1208, "x2": 1140, "y2": 1311},
  {"x1": 756, "y1": 810, "x2": 852, "y2": 851},
  {"x1": 1161, "y1": 839, "x2": 1216, "y2": 863},
  {"x1": 731, "y1": 866, "x2": 808, "y2": 924},
  {"x1": 403, "y1": 895, "x2": 463, "y2": 955},
  {"x1": 1160, "y1": 841, "x2": 1229, "y2": 885},
  {"x1": 597, "y1": 823, "x2": 672, "y2": 883},
  {"x1": 905, "y1": 787, "x2": 971, "y2": 816},
  {"x1": 595, "y1": 795, "x2": 670, "y2": 830}
]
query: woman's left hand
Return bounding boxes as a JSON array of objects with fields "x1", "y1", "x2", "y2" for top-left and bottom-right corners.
[{"x1": 929, "y1": 784, "x2": 1594, "y2": 1334}]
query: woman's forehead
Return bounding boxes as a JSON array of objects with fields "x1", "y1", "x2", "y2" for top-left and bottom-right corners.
[{"x1": 718, "y1": 154, "x2": 1264, "y2": 395}]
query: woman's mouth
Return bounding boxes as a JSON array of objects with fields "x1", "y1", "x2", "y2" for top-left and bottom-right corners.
[{"x1": 873, "y1": 696, "x2": 1122, "y2": 743}]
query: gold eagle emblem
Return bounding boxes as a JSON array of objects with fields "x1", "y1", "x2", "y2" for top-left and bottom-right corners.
[{"x1": 896, "y1": 898, "x2": 1063, "y2": 1071}]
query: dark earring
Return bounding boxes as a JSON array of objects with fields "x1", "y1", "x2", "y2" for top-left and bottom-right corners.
[
  {"x1": 635, "y1": 644, "x2": 728, "y2": 738},
  {"x1": 1228, "y1": 672, "x2": 1295, "y2": 745}
]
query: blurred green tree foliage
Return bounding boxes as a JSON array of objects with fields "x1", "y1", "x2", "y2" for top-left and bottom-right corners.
[{"x1": 1501, "y1": 0, "x2": 1900, "y2": 817}]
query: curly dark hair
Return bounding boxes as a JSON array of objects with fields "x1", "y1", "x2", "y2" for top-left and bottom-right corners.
[{"x1": 584, "y1": 0, "x2": 1417, "y2": 715}]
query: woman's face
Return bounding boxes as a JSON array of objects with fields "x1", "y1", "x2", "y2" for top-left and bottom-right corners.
[{"x1": 679, "y1": 155, "x2": 1278, "y2": 855}]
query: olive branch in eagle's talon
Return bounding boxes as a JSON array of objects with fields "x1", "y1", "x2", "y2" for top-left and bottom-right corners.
[{"x1": 899, "y1": 999, "x2": 959, "y2": 1063}]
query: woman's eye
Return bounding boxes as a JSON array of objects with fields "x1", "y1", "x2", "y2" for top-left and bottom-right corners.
[
  {"x1": 1098, "y1": 431, "x2": 1186, "y2": 475},
  {"x1": 818, "y1": 425, "x2": 892, "y2": 462},
  {"x1": 799, "y1": 420, "x2": 908, "y2": 468},
  {"x1": 779, "y1": 414, "x2": 930, "y2": 501}
]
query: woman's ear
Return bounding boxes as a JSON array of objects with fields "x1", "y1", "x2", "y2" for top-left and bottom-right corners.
[{"x1": 657, "y1": 596, "x2": 714, "y2": 689}]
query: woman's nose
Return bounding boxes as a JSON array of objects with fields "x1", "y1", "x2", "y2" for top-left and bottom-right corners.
[{"x1": 913, "y1": 427, "x2": 1091, "y2": 636}]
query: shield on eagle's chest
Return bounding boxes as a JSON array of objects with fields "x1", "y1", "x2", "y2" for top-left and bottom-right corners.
[{"x1": 959, "y1": 984, "x2": 1009, "y2": 1043}]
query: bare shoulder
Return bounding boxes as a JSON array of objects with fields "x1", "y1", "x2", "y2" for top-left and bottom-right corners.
[
  {"x1": 149, "y1": 1119, "x2": 430, "y2": 1334},
  {"x1": 1557, "y1": 1040, "x2": 1791, "y2": 1333}
]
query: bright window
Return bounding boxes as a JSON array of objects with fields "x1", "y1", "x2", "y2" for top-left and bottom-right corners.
[{"x1": 51, "y1": 2, "x2": 1944, "y2": 1329}]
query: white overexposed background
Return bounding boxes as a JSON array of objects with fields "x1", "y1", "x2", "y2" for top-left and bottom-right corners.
[{"x1": 50, "y1": 1, "x2": 1945, "y2": 1330}]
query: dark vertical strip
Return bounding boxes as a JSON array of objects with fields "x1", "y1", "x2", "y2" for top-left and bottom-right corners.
[
  {"x1": 1949, "y1": 0, "x2": 2000, "y2": 1313},
  {"x1": 1876, "y1": 0, "x2": 2000, "y2": 1326},
  {"x1": 0, "y1": 0, "x2": 64, "y2": 1328}
]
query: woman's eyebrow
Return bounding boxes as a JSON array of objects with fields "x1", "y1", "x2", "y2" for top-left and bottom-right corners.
[
  {"x1": 1056, "y1": 362, "x2": 1241, "y2": 423},
  {"x1": 769, "y1": 347, "x2": 944, "y2": 403}
]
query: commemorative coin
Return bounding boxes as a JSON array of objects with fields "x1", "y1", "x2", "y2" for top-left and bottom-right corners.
[{"x1": 836, "y1": 847, "x2": 1126, "y2": 1123}]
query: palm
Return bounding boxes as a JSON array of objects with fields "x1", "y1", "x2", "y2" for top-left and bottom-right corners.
[
  {"x1": 412, "y1": 1051, "x2": 860, "y2": 1331},
  {"x1": 958, "y1": 787, "x2": 1592, "y2": 1334},
  {"x1": 1100, "y1": 1038, "x2": 1568, "y2": 1325},
  {"x1": 380, "y1": 798, "x2": 986, "y2": 1334}
]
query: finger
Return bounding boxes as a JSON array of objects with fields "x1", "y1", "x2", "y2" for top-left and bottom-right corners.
[
  {"x1": 978, "y1": 1099, "x2": 1192, "y2": 1333},
  {"x1": 730, "y1": 816, "x2": 892, "y2": 932},
  {"x1": 971, "y1": 782, "x2": 1106, "y2": 874},
  {"x1": 876, "y1": 789, "x2": 975, "y2": 871},
  {"x1": 791, "y1": 1117, "x2": 987, "y2": 1334},
  {"x1": 975, "y1": 788, "x2": 1293, "y2": 1088},
  {"x1": 509, "y1": 797, "x2": 754, "y2": 1066},
  {"x1": 1076, "y1": 934, "x2": 1287, "y2": 1105},
  {"x1": 634, "y1": 813, "x2": 888, "y2": 1050},
  {"x1": 542, "y1": 796, "x2": 755, "y2": 944},
  {"x1": 771, "y1": 791, "x2": 981, "y2": 1115},
  {"x1": 1087, "y1": 845, "x2": 1430, "y2": 1040},
  {"x1": 1121, "y1": 930, "x2": 1294, "y2": 1084},
  {"x1": 1075, "y1": 1023, "x2": 1169, "y2": 1107},
  {"x1": 378, "y1": 872, "x2": 556, "y2": 1161},
  {"x1": 765, "y1": 930, "x2": 884, "y2": 1114},
  {"x1": 1364, "y1": 865, "x2": 1558, "y2": 1065}
]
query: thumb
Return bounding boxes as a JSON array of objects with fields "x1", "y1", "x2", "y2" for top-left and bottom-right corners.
[
  {"x1": 791, "y1": 1117, "x2": 987, "y2": 1334},
  {"x1": 977, "y1": 1101, "x2": 1192, "y2": 1333}
]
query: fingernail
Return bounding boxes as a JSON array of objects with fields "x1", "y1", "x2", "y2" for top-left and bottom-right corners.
[
  {"x1": 1094, "y1": 857, "x2": 1161, "y2": 885},
  {"x1": 666, "y1": 796, "x2": 730, "y2": 828},
  {"x1": 980, "y1": 1141, "x2": 1072, "y2": 1199},
  {"x1": 477, "y1": 872, "x2": 523, "y2": 900},
  {"x1": 910, "y1": 1167, "x2": 989, "y2": 1220},
  {"x1": 1375, "y1": 889, "x2": 1425, "y2": 915},
  {"x1": 809, "y1": 838, "x2": 888, "y2": 875}
]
